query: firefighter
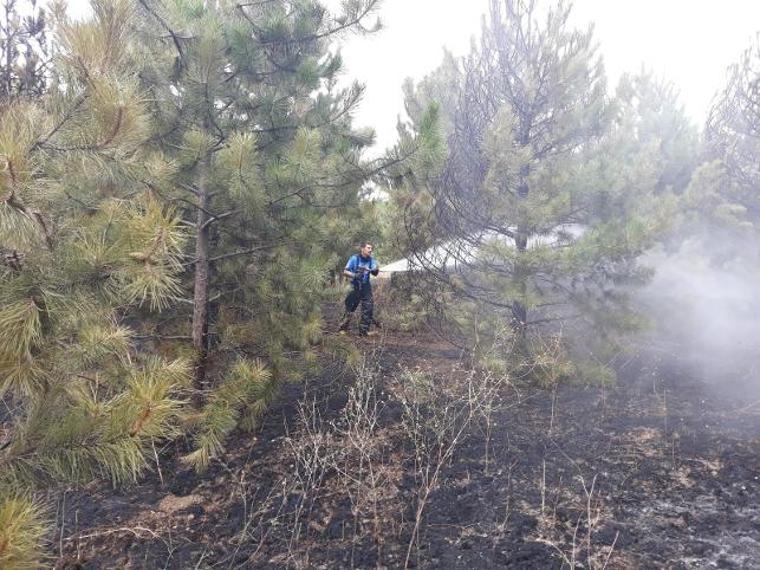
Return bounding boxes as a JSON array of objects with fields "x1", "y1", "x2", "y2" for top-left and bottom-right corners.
[{"x1": 339, "y1": 242, "x2": 380, "y2": 336}]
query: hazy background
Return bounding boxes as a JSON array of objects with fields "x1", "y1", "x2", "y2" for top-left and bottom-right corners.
[
  {"x1": 638, "y1": 236, "x2": 760, "y2": 398},
  {"x1": 64, "y1": 0, "x2": 760, "y2": 153},
  {"x1": 328, "y1": 0, "x2": 760, "y2": 153}
]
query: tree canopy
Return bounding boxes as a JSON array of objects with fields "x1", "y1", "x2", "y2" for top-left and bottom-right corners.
[{"x1": 393, "y1": 0, "x2": 696, "y2": 380}]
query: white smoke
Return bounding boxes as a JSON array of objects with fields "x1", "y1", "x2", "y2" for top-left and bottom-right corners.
[{"x1": 637, "y1": 237, "x2": 760, "y2": 394}]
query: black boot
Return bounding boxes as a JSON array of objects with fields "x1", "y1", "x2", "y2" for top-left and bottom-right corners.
[{"x1": 338, "y1": 312, "x2": 351, "y2": 333}]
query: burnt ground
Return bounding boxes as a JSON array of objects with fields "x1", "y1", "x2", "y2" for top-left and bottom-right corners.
[{"x1": 51, "y1": 328, "x2": 760, "y2": 569}]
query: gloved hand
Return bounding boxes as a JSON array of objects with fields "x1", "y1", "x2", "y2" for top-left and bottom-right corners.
[{"x1": 353, "y1": 266, "x2": 369, "y2": 278}]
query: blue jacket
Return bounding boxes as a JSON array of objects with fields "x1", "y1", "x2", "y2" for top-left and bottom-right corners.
[{"x1": 346, "y1": 254, "x2": 378, "y2": 285}]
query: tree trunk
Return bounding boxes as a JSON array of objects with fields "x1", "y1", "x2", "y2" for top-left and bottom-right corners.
[
  {"x1": 512, "y1": 228, "x2": 528, "y2": 336},
  {"x1": 192, "y1": 152, "x2": 211, "y2": 399},
  {"x1": 511, "y1": 162, "x2": 530, "y2": 338}
]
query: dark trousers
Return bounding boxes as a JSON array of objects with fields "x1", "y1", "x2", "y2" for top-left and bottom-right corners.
[{"x1": 340, "y1": 282, "x2": 373, "y2": 334}]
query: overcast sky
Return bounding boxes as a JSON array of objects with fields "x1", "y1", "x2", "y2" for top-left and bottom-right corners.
[
  {"x1": 331, "y1": 0, "x2": 760, "y2": 154},
  {"x1": 66, "y1": 0, "x2": 760, "y2": 154}
]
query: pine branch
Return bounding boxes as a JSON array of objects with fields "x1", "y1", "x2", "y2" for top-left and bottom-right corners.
[
  {"x1": 136, "y1": 0, "x2": 184, "y2": 61},
  {"x1": 30, "y1": 94, "x2": 88, "y2": 151},
  {"x1": 2, "y1": 173, "x2": 54, "y2": 251},
  {"x1": 199, "y1": 210, "x2": 236, "y2": 231},
  {"x1": 237, "y1": 0, "x2": 380, "y2": 46}
]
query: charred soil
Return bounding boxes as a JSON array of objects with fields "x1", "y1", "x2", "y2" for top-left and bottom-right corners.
[{"x1": 53, "y1": 329, "x2": 760, "y2": 569}]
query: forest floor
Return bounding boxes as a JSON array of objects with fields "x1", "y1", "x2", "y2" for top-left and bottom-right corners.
[{"x1": 52, "y1": 321, "x2": 760, "y2": 569}]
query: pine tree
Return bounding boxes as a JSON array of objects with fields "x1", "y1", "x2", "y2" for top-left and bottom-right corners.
[
  {"x1": 698, "y1": 34, "x2": 760, "y2": 254},
  {"x1": 402, "y1": 50, "x2": 461, "y2": 141},
  {"x1": 0, "y1": 497, "x2": 47, "y2": 570},
  {"x1": 0, "y1": 0, "x2": 49, "y2": 102},
  {"x1": 395, "y1": 0, "x2": 683, "y2": 380},
  {"x1": 614, "y1": 72, "x2": 698, "y2": 197},
  {"x1": 127, "y1": 0, "x2": 383, "y2": 468},
  {"x1": 1, "y1": 0, "x2": 191, "y2": 563}
]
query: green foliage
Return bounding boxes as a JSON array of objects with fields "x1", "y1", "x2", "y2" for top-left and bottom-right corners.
[
  {"x1": 614, "y1": 72, "x2": 698, "y2": 196},
  {"x1": 387, "y1": 1, "x2": 697, "y2": 384},
  {"x1": 183, "y1": 358, "x2": 275, "y2": 471},
  {"x1": 706, "y1": 36, "x2": 760, "y2": 218},
  {"x1": 382, "y1": 102, "x2": 447, "y2": 260},
  {"x1": 402, "y1": 50, "x2": 461, "y2": 140},
  {"x1": 683, "y1": 160, "x2": 754, "y2": 229},
  {"x1": 1, "y1": 356, "x2": 191, "y2": 489},
  {"x1": 0, "y1": 0, "x2": 50, "y2": 102},
  {"x1": 1, "y1": 5, "x2": 386, "y2": 525},
  {"x1": 695, "y1": 35, "x2": 760, "y2": 262},
  {"x1": 0, "y1": 495, "x2": 47, "y2": 570},
  {"x1": 122, "y1": 0, "x2": 384, "y2": 463},
  {"x1": 0, "y1": 1, "x2": 195, "y2": 560}
]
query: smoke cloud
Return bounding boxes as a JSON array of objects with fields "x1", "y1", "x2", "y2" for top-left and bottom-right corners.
[{"x1": 637, "y1": 235, "x2": 760, "y2": 396}]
